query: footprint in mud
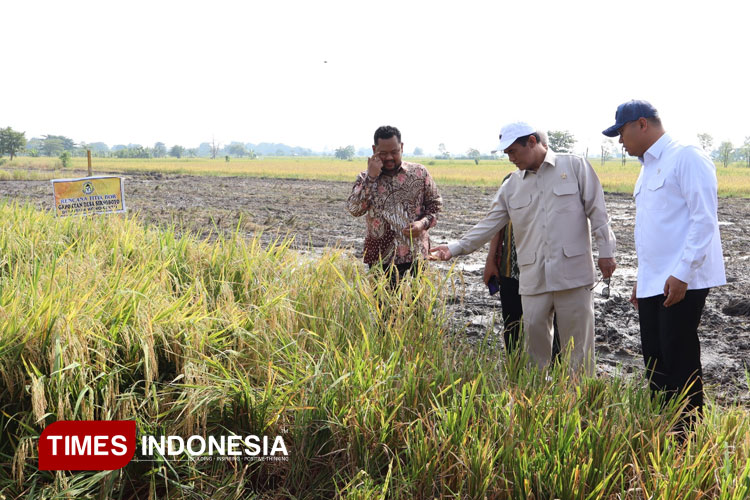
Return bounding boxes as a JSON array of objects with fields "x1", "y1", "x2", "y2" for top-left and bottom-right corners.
[{"x1": 723, "y1": 298, "x2": 750, "y2": 317}]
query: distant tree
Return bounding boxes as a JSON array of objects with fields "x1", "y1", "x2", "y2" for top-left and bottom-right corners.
[
  {"x1": 112, "y1": 145, "x2": 150, "y2": 158},
  {"x1": 547, "y1": 130, "x2": 576, "y2": 153},
  {"x1": 186, "y1": 148, "x2": 199, "y2": 158},
  {"x1": 356, "y1": 147, "x2": 370, "y2": 157},
  {"x1": 228, "y1": 143, "x2": 248, "y2": 157},
  {"x1": 413, "y1": 147, "x2": 424, "y2": 156},
  {"x1": 739, "y1": 136, "x2": 750, "y2": 168},
  {"x1": 77, "y1": 142, "x2": 90, "y2": 157},
  {"x1": 26, "y1": 137, "x2": 43, "y2": 153},
  {"x1": 697, "y1": 133, "x2": 713, "y2": 152},
  {"x1": 133, "y1": 145, "x2": 150, "y2": 158},
  {"x1": 621, "y1": 145, "x2": 627, "y2": 166},
  {"x1": 601, "y1": 139, "x2": 616, "y2": 165},
  {"x1": 437, "y1": 143, "x2": 450, "y2": 158},
  {"x1": 41, "y1": 138, "x2": 65, "y2": 157},
  {"x1": 717, "y1": 141, "x2": 734, "y2": 168},
  {"x1": 466, "y1": 148, "x2": 481, "y2": 165},
  {"x1": 0, "y1": 127, "x2": 27, "y2": 160},
  {"x1": 170, "y1": 145, "x2": 185, "y2": 158},
  {"x1": 210, "y1": 138, "x2": 220, "y2": 160},
  {"x1": 334, "y1": 145, "x2": 355, "y2": 160},
  {"x1": 196, "y1": 143, "x2": 212, "y2": 157},
  {"x1": 247, "y1": 148, "x2": 257, "y2": 159},
  {"x1": 43, "y1": 134, "x2": 75, "y2": 151},
  {"x1": 87, "y1": 142, "x2": 110, "y2": 157},
  {"x1": 59, "y1": 151, "x2": 71, "y2": 168},
  {"x1": 153, "y1": 142, "x2": 167, "y2": 158}
]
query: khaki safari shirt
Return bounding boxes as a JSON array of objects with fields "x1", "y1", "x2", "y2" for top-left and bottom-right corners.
[
  {"x1": 448, "y1": 149, "x2": 615, "y2": 295},
  {"x1": 348, "y1": 161, "x2": 442, "y2": 266}
]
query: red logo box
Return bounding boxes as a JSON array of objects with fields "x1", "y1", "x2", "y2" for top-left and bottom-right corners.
[{"x1": 39, "y1": 420, "x2": 136, "y2": 471}]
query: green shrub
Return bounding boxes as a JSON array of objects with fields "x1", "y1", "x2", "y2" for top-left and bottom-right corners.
[{"x1": 58, "y1": 151, "x2": 71, "y2": 168}]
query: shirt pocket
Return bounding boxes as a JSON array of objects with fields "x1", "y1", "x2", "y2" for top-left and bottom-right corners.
[
  {"x1": 644, "y1": 176, "x2": 668, "y2": 210},
  {"x1": 552, "y1": 182, "x2": 580, "y2": 212},
  {"x1": 562, "y1": 243, "x2": 590, "y2": 279},
  {"x1": 508, "y1": 193, "x2": 533, "y2": 225},
  {"x1": 517, "y1": 249, "x2": 536, "y2": 267}
]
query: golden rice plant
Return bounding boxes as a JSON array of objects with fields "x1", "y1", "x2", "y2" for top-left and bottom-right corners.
[{"x1": 0, "y1": 202, "x2": 748, "y2": 499}]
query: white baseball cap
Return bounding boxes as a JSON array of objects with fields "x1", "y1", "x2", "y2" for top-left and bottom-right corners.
[{"x1": 495, "y1": 121, "x2": 536, "y2": 152}]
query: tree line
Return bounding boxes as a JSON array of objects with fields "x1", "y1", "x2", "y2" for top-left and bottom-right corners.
[
  {"x1": 0, "y1": 128, "x2": 322, "y2": 162},
  {"x1": 4, "y1": 126, "x2": 749, "y2": 168},
  {"x1": 333, "y1": 131, "x2": 581, "y2": 164}
]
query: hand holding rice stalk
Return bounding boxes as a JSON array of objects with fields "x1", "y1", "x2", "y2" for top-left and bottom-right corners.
[{"x1": 381, "y1": 204, "x2": 423, "y2": 245}]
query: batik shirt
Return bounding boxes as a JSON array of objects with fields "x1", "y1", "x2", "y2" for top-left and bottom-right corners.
[
  {"x1": 495, "y1": 173, "x2": 520, "y2": 280},
  {"x1": 496, "y1": 221, "x2": 520, "y2": 280},
  {"x1": 347, "y1": 162, "x2": 442, "y2": 265}
]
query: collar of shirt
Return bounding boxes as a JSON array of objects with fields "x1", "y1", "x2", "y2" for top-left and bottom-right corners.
[
  {"x1": 638, "y1": 133, "x2": 671, "y2": 165},
  {"x1": 521, "y1": 148, "x2": 556, "y2": 178},
  {"x1": 380, "y1": 164, "x2": 405, "y2": 177}
]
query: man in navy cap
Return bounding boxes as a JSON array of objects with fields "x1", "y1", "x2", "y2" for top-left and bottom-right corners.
[
  {"x1": 431, "y1": 122, "x2": 616, "y2": 375},
  {"x1": 603, "y1": 100, "x2": 726, "y2": 428}
]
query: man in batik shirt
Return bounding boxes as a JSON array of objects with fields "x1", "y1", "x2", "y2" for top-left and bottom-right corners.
[{"x1": 347, "y1": 125, "x2": 442, "y2": 281}]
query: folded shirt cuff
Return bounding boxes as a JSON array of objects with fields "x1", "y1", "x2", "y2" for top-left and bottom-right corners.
[
  {"x1": 596, "y1": 243, "x2": 615, "y2": 259},
  {"x1": 447, "y1": 241, "x2": 464, "y2": 258},
  {"x1": 672, "y1": 260, "x2": 696, "y2": 285}
]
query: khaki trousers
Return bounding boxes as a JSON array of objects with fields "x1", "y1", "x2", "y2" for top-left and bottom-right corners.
[{"x1": 521, "y1": 285, "x2": 595, "y2": 376}]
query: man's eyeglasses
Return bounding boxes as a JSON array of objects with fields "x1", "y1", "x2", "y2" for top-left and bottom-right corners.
[{"x1": 590, "y1": 277, "x2": 611, "y2": 298}]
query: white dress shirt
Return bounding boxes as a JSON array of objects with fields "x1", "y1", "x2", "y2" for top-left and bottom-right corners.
[{"x1": 633, "y1": 134, "x2": 726, "y2": 298}]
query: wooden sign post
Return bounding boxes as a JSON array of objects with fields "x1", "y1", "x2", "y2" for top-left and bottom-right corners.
[{"x1": 87, "y1": 149, "x2": 93, "y2": 177}]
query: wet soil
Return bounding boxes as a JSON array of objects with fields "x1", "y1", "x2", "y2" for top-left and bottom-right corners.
[{"x1": 2, "y1": 170, "x2": 748, "y2": 403}]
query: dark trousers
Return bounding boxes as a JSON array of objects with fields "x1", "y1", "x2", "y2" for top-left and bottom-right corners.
[
  {"x1": 369, "y1": 261, "x2": 419, "y2": 287},
  {"x1": 499, "y1": 276, "x2": 524, "y2": 352},
  {"x1": 499, "y1": 276, "x2": 560, "y2": 360},
  {"x1": 637, "y1": 288, "x2": 709, "y2": 417}
]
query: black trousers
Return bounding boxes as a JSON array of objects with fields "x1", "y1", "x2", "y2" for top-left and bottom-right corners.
[
  {"x1": 499, "y1": 276, "x2": 560, "y2": 359},
  {"x1": 499, "y1": 276, "x2": 524, "y2": 352},
  {"x1": 369, "y1": 261, "x2": 419, "y2": 287},
  {"x1": 637, "y1": 288, "x2": 709, "y2": 414}
]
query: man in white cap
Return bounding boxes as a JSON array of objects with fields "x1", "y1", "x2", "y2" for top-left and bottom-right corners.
[{"x1": 431, "y1": 122, "x2": 616, "y2": 375}]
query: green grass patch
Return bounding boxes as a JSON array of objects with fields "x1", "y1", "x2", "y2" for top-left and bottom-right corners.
[{"x1": 0, "y1": 203, "x2": 748, "y2": 499}]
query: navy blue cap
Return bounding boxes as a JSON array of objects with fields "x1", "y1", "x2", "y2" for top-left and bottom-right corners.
[{"x1": 602, "y1": 100, "x2": 659, "y2": 137}]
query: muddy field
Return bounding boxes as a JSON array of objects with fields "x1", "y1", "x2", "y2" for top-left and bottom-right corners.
[{"x1": 2, "y1": 170, "x2": 748, "y2": 403}]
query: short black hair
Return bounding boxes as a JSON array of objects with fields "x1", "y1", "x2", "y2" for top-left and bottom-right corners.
[
  {"x1": 374, "y1": 125, "x2": 401, "y2": 145},
  {"x1": 646, "y1": 116, "x2": 662, "y2": 127},
  {"x1": 500, "y1": 132, "x2": 541, "y2": 148}
]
